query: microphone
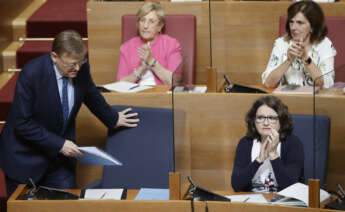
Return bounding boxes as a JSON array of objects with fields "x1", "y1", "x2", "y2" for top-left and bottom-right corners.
[{"x1": 312, "y1": 64, "x2": 345, "y2": 180}]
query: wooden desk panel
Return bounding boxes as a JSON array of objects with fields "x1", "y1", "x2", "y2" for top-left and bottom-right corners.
[
  {"x1": 87, "y1": 2, "x2": 345, "y2": 86},
  {"x1": 76, "y1": 93, "x2": 345, "y2": 192}
]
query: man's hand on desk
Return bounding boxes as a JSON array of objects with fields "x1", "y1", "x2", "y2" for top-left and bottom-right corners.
[
  {"x1": 116, "y1": 108, "x2": 139, "y2": 128},
  {"x1": 60, "y1": 140, "x2": 83, "y2": 157}
]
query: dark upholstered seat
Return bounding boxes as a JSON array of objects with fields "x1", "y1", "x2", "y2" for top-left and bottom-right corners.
[
  {"x1": 291, "y1": 114, "x2": 330, "y2": 188},
  {"x1": 86, "y1": 106, "x2": 174, "y2": 189}
]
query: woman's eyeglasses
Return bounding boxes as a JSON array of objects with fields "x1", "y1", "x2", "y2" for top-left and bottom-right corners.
[
  {"x1": 139, "y1": 18, "x2": 159, "y2": 26},
  {"x1": 255, "y1": 115, "x2": 279, "y2": 124}
]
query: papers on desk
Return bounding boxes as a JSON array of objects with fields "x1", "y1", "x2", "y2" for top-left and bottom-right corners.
[
  {"x1": 275, "y1": 182, "x2": 330, "y2": 207},
  {"x1": 172, "y1": 85, "x2": 207, "y2": 93},
  {"x1": 134, "y1": 188, "x2": 169, "y2": 200},
  {"x1": 273, "y1": 85, "x2": 319, "y2": 95},
  {"x1": 76, "y1": 146, "x2": 122, "y2": 166},
  {"x1": 101, "y1": 81, "x2": 153, "y2": 93},
  {"x1": 226, "y1": 194, "x2": 268, "y2": 204},
  {"x1": 83, "y1": 189, "x2": 124, "y2": 200}
]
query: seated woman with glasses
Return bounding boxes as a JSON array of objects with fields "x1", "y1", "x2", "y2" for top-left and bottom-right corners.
[
  {"x1": 231, "y1": 95, "x2": 304, "y2": 192},
  {"x1": 116, "y1": 1, "x2": 182, "y2": 85}
]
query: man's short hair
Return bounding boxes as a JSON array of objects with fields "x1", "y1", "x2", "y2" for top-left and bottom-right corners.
[{"x1": 52, "y1": 30, "x2": 86, "y2": 57}]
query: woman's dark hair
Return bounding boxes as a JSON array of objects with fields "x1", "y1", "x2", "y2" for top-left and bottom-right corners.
[
  {"x1": 245, "y1": 95, "x2": 293, "y2": 141},
  {"x1": 285, "y1": 0, "x2": 327, "y2": 44}
]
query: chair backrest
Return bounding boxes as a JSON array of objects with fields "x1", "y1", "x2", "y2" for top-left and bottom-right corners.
[
  {"x1": 121, "y1": 14, "x2": 196, "y2": 84},
  {"x1": 101, "y1": 106, "x2": 174, "y2": 189},
  {"x1": 0, "y1": 168, "x2": 7, "y2": 212},
  {"x1": 280, "y1": 16, "x2": 345, "y2": 82},
  {"x1": 291, "y1": 114, "x2": 330, "y2": 188}
]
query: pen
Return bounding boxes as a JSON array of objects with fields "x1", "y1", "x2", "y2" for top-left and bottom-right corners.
[
  {"x1": 100, "y1": 192, "x2": 107, "y2": 199},
  {"x1": 243, "y1": 197, "x2": 250, "y2": 202},
  {"x1": 129, "y1": 84, "x2": 139, "y2": 90},
  {"x1": 338, "y1": 184, "x2": 345, "y2": 197}
]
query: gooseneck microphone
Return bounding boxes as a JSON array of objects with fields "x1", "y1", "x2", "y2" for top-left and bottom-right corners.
[{"x1": 312, "y1": 63, "x2": 345, "y2": 179}]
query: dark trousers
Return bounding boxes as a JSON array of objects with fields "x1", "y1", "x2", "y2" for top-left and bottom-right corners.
[{"x1": 6, "y1": 155, "x2": 76, "y2": 198}]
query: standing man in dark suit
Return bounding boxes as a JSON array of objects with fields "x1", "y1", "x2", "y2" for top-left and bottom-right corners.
[{"x1": 0, "y1": 30, "x2": 139, "y2": 197}]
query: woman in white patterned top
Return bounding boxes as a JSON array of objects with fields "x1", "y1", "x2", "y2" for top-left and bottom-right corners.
[{"x1": 262, "y1": 1, "x2": 337, "y2": 89}]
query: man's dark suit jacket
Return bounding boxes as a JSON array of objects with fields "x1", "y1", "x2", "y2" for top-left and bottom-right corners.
[{"x1": 0, "y1": 54, "x2": 118, "y2": 183}]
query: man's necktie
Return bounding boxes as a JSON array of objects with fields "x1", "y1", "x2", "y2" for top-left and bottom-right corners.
[{"x1": 62, "y1": 77, "x2": 69, "y2": 127}]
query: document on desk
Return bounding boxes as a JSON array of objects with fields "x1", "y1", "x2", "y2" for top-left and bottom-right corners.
[
  {"x1": 83, "y1": 189, "x2": 124, "y2": 200},
  {"x1": 276, "y1": 182, "x2": 330, "y2": 206},
  {"x1": 76, "y1": 146, "x2": 122, "y2": 166},
  {"x1": 134, "y1": 188, "x2": 169, "y2": 200},
  {"x1": 101, "y1": 81, "x2": 153, "y2": 93},
  {"x1": 226, "y1": 194, "x2": 268, "y2": 204}
]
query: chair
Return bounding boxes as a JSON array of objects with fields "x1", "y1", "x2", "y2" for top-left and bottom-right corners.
[
  {"x1": 121, "y1": 14, "x2": 196, "y2": 84},
  {"x1": 87, "y1": 105, "x2": 174, "y2": 189},
  {"x1": 0, "y1": 168, "x2": 7, "y2": 212},
  {"x1": 291, "y1": 114, "x2": 330, "y2": 188},
  {"x1": 280, "y1": 16, "x2": 345, "y2": 82}
]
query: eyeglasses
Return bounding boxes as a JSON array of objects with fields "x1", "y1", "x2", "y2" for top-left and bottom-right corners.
[
  {"x1": 255, "y1": 115, "x2": 279, "y2": 124},
  {"x1": 139, "y1": 18, "x2": 159, "y2": 26},
  {"x1": 58, "y1": 57, "x2": 87, "y2": 69}
]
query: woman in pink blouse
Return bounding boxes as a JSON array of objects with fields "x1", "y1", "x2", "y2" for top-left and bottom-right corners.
[{"x1": 116, "y1": 2, "x2": 183, "y2": 85}]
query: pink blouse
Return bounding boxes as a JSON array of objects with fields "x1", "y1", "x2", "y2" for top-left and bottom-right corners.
[{"x1": 116, "y1": 34, "x2": 183, "y2": 85}]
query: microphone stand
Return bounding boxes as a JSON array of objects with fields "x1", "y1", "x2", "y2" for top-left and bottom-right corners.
[
  {"x1": 310, "y1": 64, "x2": 345, "y2": 207},
  {"x1": 206, "y1": 0, "x2": 217, "y2": 92}
]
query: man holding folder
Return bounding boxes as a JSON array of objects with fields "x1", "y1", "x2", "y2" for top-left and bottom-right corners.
[{"x1": 0, "y1": 30, "x2": 139, "y2": 197}]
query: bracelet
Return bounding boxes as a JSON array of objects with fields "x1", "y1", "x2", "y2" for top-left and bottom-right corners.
[
  {"x1": 150, "y1": 59, "x2": 157, "y2": 67},
  {"x1": 133, "y1": 69, "x2": 141, "y2": 79},
  {"x1": 303, "y1": 57, "x2": 312, "y2": 65}
]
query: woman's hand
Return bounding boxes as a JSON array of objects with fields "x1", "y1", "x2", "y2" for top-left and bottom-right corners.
[
  {"x1": 256, "y1": 139, "x2": 269, "y2": 163},
  {"x1": 267, "y1": 128, "x2": 280, "y2": 160},
  {"x1": 138, "y1": 42, "x2": 154, "y2": 65}
]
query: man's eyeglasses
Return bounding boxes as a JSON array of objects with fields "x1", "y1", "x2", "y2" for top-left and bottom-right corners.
[
  {"x1": 59, "y1": 57, "x2": 87, "y2": 69},
  {"x1": 255, "y1": 115, "x2": 279, "y2": 124},
  {"x1": 139, "y1": 18, "x2": 159, "y2": 26}
]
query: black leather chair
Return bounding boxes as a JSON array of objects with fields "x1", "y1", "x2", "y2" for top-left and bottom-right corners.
[
  {"x1": 291, "y1": 114, "x2": 330, "y2": 188},
  {"x1": 86, "y1": 106, "x2": 174, "y2": 189}
]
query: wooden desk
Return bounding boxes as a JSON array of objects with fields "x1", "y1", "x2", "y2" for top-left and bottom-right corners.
[
  {"x1": 7, "y1": 185, "x2": 204, "y2": 212},
  {"x1": 75, "y1": 92, "x2": 345, "y2": 194},
  {"x1": 8, "y1": 185, "x2": 334, "y2": 212}
]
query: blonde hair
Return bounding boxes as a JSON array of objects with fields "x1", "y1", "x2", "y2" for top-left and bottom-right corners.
[{"x1": 136, "y1": 2, "x2": 165, "y2": 25}]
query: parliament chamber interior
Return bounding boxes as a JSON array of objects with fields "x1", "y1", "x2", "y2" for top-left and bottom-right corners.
[{"x1": 0, "y1": 0, "x2": 345, "y2": 212}]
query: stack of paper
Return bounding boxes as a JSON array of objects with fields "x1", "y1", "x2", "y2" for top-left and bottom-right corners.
[
  {"x1": 274, "y1": 182, "x2": 330, "y2": 207},
  {"x1": 101, "y1": 81, "x2": 153, "y2": 93},
  {"x1": 77, "y1": 146, "x2": 122, "y2": 166},
  {"x1": 226, "y1": 194, "x2": 267, "y2": 204},
  {"x1": 83, "y1": 189, "x2": 124, "y2": 200},
  {"x1": 134, "y1": 188, "x2": 169, "y2": 200}
]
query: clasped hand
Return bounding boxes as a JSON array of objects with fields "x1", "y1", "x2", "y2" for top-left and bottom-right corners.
[
  {"x1": 138, "y1": 42, "x2": 154, "y2": 66},
  {"x1": 257, "y1": 129, "x2": 280, "y2": 163},
  {"x1": 287, "y1": 38, "x2": 308, "y2": 63}
]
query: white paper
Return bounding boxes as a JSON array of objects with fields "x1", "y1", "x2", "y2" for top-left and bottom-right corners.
[
  {"x1": 102, "y1": 81, "x2": 153, "y2": 93},
  {"x1": 277, "y1": 182, "x2": 330, "y2": 206},
  {"x1": 226, "y1": 194, "x2": 268, "y2": 204},
  {"x1": 77, "y1": 146, "x2": 122, "y2": 166},
  {"x1": 83, "y1": 189, "x2": 124, "y2": 200},
  {"x1": 172, "y1": 86, "x2": 207, "y2": 93}
]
